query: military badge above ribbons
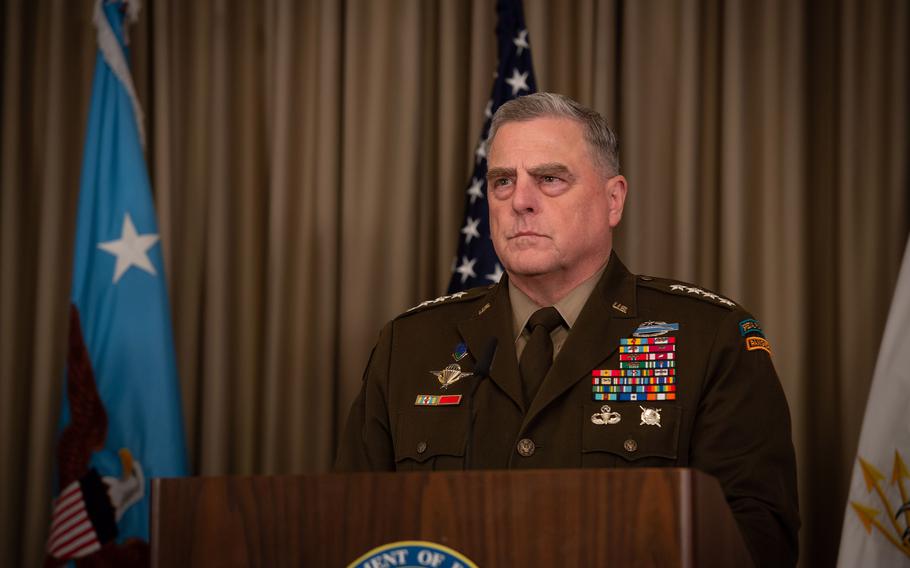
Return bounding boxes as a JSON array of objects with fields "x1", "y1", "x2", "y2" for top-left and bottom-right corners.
[
  {"x1": 591, "y1": 322, "x2": 679, "y2": 402},
  {"x1": 432, "y1": 343, "x2": 475, "y2": 389},
  {"x1": 416, "y1": 343, "x2": 476, "y2": 406}
]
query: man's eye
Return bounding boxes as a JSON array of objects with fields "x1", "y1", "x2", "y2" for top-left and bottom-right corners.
[
  {"x1": 541, "y1": 175, "x2": 560, "y2": 183},
  {"x1": 492, "y1": 178, "x2": 512, "y2": 187}
]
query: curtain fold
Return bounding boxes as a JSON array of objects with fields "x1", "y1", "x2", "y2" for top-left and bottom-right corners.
[
  {"x1": 1, "y1": 1, "x2": 97, "y2": 564},
  {"x1": 1, "y1": 1, "x2": 907, "y2": 566}
]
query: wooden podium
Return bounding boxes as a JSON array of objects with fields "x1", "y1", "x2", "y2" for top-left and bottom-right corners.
[{"x1": 151, "y1": 468, "x2": 752, "y2": 567}]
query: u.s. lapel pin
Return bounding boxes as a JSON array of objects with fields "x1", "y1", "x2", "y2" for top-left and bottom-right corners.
[{"x1": 612, "y1": 302, "x2": 629, "y2": 314}]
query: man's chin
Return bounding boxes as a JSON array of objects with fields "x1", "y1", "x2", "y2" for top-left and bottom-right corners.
[{"x1": 501, "y1": 257, "x2": 559, "y2": 279}]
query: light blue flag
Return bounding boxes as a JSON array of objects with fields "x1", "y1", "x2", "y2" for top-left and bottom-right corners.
[{"x1": 47, "y1": 1, "x2": 187, "y2": 562}]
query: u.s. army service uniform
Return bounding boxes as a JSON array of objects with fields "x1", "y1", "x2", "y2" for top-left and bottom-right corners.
[{"x1": 336, "y1": 253, "x2": 799, "y2": 567}]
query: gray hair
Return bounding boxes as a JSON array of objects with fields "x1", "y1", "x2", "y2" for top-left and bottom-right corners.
[{"x1": 486, "y1": 92, "x2": 620, "y2": 177}]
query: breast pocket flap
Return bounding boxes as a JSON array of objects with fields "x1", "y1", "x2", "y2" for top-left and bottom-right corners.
[
  {"x1": 395, "y1": 408, "x2": 469, "y2": 464},
  {"x1": 582, "y1": 402, "x2": 681, "y2": 462}
]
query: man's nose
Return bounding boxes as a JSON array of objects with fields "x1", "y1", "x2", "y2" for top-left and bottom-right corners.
[{"x1": 510, "y1": 174, "x2": 538, "y2": 213}]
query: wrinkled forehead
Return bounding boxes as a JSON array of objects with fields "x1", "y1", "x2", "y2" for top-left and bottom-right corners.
[{"x1": 487, "y1": 117, "x2": 594, "y2": 167}]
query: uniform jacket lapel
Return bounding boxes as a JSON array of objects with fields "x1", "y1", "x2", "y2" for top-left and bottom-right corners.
[
  {"x1": 456, "y1": 281, "x2": 525, "y2": 413},
  {"x1": 523, "y1": 253, "x2": 640, "y2": 428}
]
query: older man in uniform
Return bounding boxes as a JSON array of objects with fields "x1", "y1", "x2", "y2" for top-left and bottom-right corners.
[{"x1": 336, "y1": 93, "x2": 799, "y2": 567}]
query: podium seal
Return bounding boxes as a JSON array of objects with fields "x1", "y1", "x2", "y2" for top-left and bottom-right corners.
[{"x1": 348, "y1": 540, "x2": 478, "y2": 568}]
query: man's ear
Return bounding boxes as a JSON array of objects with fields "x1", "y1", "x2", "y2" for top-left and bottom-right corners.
[{"x1": 606, "y1": 175, "x2": 628, "y2": 228}]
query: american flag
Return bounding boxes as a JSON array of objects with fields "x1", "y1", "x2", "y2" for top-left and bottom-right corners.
[
  {"x1": 46, "y1": 474, "x2": 108, "y2": 560},
  {"x1": 447, "y1": 0, "x2": 538, "y2": 293}
]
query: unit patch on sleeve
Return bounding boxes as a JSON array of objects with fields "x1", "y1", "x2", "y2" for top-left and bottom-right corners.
[
  {"x1": 745, "y1": 336, "x2": 772, "y2": 356},
  {"x1": 739, "y1": 318, "x2": 765, "y2": 337}
]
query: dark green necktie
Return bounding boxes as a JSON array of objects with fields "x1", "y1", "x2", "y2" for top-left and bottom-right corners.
[{"x1": 519, "y1": 307, "x2": 565, "y2": 406}]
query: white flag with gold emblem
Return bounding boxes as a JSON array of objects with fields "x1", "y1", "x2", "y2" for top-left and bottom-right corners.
[{"x1": 837, "y1": 236, "x2": 910, "y2": 566}]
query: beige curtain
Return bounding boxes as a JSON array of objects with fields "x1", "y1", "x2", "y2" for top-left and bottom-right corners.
[{"x1": 1, "y1": 0, "x2": 907, "y2": 566}]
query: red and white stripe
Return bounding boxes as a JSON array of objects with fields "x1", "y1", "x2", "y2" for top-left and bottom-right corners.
[{"x1": 46, "y1": 481, "x2": 101, "y2": 559}]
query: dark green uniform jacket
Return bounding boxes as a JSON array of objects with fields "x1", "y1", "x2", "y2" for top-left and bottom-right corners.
[{"x1": 336, "y1": 253, "x2": 799, "y2": 567}]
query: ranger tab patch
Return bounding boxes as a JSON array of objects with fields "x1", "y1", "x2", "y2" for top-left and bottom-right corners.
[{"x1": 745, "y1": 336, "x2": 772, "y2": 355}]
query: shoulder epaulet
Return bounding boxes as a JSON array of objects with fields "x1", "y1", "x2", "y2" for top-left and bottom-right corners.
[
  {"x1": 636, "y1": 275, "x2": 738, "y2": 310},
  {"x1": 399, "y1": 286, "x2": 491, "y2": 318}
]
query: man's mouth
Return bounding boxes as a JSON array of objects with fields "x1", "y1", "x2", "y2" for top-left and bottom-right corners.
[{"x1": 510, "y1": 231, "x2": 545, "y2": 239}]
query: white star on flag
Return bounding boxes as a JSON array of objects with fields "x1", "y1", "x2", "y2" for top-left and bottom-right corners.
[
  {"x1": 484, "y1": 99, "x2": 494, "y2": 119},
  {"x1": 97, "y1": 212, "x2": 160, "y2": 284},
  {"x1": 513, "y1": 29, "x2": 529, "y2": 55},
  {"x1": 485, "y1": 263, "x2": 504, "y2": 283},
  {"x1": 456, "y1": 256, "x2": 477, "y2": 283},
  {"x1": 505, "y1": 68, "x2": 529, "y2": 96},
  {"x1": 474, "y1": 139, "x2": 487, "y2": 162},
  {"x1": 461, "y1": 217, "x2": 481, "y2": 244},
  {"x1": 466, "y1": 178, "x2": 484, "y2": 204}
]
